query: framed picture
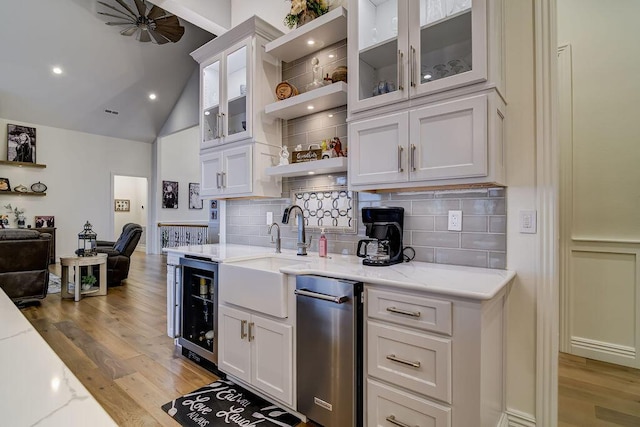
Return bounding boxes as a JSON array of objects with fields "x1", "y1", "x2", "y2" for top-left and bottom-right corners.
[
  {"x1": 0, "y1": 177, "x2": 10, "y2": 191},
  {"x1": 211, "y1": 210, "x2": 218, "y2": 220},
  {"x1": 189, "y1": 183, "x2": 202, "y2": 209},
  {"x1": 162, "y1": 180, "x2": 178, "y2": 209},
  {"x1": 35, "y1": 216, "x2": 55, "y2": 228},
  {"x1": 210, "y1": 200, "x2": 217, "y2": 210},
  {"x1": 7, "y1": 124, "x2": 36, "y2": 163},
  {"x1": 114, "y1": 199, "x2": 130, "y2": 212}
]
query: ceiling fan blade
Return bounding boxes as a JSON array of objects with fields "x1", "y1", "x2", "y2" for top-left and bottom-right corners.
[
  {"x1": 133, "y1": 0, "x2": 147, "y2": 17},
  {"x1": 147, "y1": 5, "x2": 167, "y2": 20},
  {"x1": 120, "y1": 26, "x2": 138, "y2": 36},
  {"x1": 106, "y1": 21, "x2": 136, "y2": 26},
  {"x1": 138, "y1": 29, "x2": 152, "y2": 43},
  {"x1": 154, "y1": 24, "x2": 184, "y2": 43},
  {"x1": 112, "y1": 0, "x2": 139, "y2": 19},
  {"x1": 97, "y1": 1, "x2": 136, "y2": 20},
  {"x1": 148, "y1": 29, "x2": 170, "y2": 44}
]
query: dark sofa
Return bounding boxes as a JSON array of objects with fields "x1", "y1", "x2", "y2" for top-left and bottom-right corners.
[
  {"x1": 0, "y1": 229, "x2": 51, "y2": 305},
  {"x1": 95, "y1": 223, "x2": 142, "y2": 286}
]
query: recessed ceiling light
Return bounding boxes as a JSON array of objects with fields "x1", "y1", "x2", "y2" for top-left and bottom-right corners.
[
  {"x1": 307, "y1": 105, "x2": 314, "y2": 110},
  {"x1": 307, "y1": 40, "x2": 315, "y2": 45},
  {"x1": 328, "y1": 54, "x2": 335, "y2": 58},
  {"x1": 424, "y1": 73, "x2": 432, "y2": 79},
  {"x1": 308, "y1": 171, "x2": 315, "y2": 175},
  {"x1": 327, "y1": 114, "x2": 334, "y2": 118},
  {"x1": 52, "y1": 67, "x2": 62, "y2": 75},
  {"x1": 204, "y1": 111, "x2": 210, "y2": 116},
  {"x1": 149, "y1": 93, "x2": 157, "y2": 100}
]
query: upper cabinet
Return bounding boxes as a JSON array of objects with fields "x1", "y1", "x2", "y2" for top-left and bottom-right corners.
[
  {"x1": 349, "y1": 0, "x2": 504, "y2": 114},
  {"x1": 191, "y1": 17, "x2": 284, "y2": 150}
]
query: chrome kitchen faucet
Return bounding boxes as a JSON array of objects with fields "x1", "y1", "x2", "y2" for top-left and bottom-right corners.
[
  {"x1": 282, "y1": 205, "x2": 312, "y2": 256},
  {"x1": 267, "y1": 222, "x2": 281, "y2": 253}
]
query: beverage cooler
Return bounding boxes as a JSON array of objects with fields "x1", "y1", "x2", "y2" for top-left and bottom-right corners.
[{"x1": 179, "y1": 256, "x2": 219, "y2": 372}]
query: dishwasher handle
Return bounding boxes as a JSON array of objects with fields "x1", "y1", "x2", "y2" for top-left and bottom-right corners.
[{"x1": 295, "y1": 288, "x2": 349, "y2": 304}]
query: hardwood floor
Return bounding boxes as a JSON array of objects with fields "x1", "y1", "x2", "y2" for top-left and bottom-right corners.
[
  {"x1": 22, "y1": 252, "x2": 218, "y2": 426},
  {"x1": 559, "y1": 352, "x2": 640, "y2": 426}
]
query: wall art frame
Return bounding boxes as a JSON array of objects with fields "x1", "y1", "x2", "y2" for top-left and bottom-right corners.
[
  {"x1": 0, "y1": 177, "x2": 10, "y2": 191},
  {"x1": 7, "y1": 124, "x2": 36, "y2": 163},
  {"x1": 162, "y1": 180, "x2": 178, "y2": 209},
  {"x1": 290, "y1": 187, "x2": 357, "y2": 233},
  {"x1": 114, "y1": 199, "x2": 130, "y2": 212},
  {"x1": 189, "y1": 183, "x2": 203, "y2": 210},
  {"x1": 35, "y1": 215, "x2": 55, "y2": 228}
]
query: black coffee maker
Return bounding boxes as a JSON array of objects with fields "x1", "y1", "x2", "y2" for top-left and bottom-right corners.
[{"x1": 357, "y1": 207, "x2": 404, "y2": 266}]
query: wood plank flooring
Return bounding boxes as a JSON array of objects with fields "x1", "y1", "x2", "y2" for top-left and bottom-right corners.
[{"x1": 559, "y1": 352, "x2": 640, "y2": 426}]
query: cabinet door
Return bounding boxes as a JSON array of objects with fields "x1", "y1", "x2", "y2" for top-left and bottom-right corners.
[
  {"x1": 221, "y1": 145, "x2": 252, "y2": 195},
  {"x1": 223, "y1": 39, "x2": 251, "y2": 144},
  {"x1": 202, "y1": 56, "x2": 222, "y2": 148},
  {"x1": 251, "y1": 315, "x2": 293, "y2": 406},
  {"x1": 200, "y1": 149, "x2": 223, "y2": 197},
  {"x1": 409, "y1": 94, "x2": 487, "y2": 181},
  {"x1": 349, "y1": 112, "x2": 409, "y2": 186},
  {"x1": 409, "y1": 0, "x2": 487, "y2": 98},
  {"x1": 349, "y1": 0, "x2": 409, "y2": 113},
  {"x1": 218, "y1": 305, "x2": 251, "y2": 382}
]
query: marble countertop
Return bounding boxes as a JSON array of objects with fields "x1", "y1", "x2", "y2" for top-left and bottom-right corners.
[
  {"x1": 0, "y1": 290, "x2": 117, "y2": 426},
  {"x1": 165, "y1": 244, "x2": 516, "y2": 300}
]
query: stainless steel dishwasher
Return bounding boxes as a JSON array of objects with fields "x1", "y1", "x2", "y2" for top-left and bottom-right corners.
[{"x1": 295, "y1": 275, "x2": 363, "y2": 427}]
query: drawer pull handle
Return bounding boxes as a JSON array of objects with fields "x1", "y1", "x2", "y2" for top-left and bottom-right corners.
[
  {"x1": 397, "y1": 50, "x2": 404, "y2": 91},
  {"x1": 387, "y1": 306, "x2": 421, "y2": 318},
  {"x1": 248, "y1": 322, "x2": 255, "y2": 342},
  {"x1": 386, "y1": 354, "x2": 420, "y2": 368},
  {"x1": 397, "y1": 146, "x2": 404, "y2": 172},
  {"x1": 386, "y1": 415, "x2": 417, "y2": 427}
]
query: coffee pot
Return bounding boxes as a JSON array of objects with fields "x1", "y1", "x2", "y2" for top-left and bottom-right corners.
[{"x1": 357, "y1": 207, "x2": 405, "y2": 266}]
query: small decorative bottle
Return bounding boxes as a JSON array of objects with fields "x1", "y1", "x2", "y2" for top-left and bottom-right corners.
[
  {"x1": 199, "y1": 277, "x2": 208, "y2": 297},
  {"x1": 319, "y1": 228, "x2": 328, "y2": 257}
]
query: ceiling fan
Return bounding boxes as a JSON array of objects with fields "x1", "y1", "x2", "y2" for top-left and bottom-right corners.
[{"x1": 98, "y1": 0, "x2": 184, "y2": 44}]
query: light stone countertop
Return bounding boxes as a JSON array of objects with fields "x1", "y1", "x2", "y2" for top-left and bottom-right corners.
[
  {"x1": 165, "y1": 244, "x2": 516, "y2": 300},
  {"x1": 0, "y1": 290, "x2": 117, "y2": 426}
]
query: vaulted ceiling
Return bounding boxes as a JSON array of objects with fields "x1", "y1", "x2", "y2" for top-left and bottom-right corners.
[{"x1": 0, "y1": 0, "x2": 217, "y2": 143}]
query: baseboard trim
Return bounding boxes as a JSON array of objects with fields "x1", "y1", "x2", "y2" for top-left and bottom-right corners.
[
  {"x1": 571, "y1": 336, "x2": 636, "y2": 359},
  {"x1": 505, "y1": 409, "x2": 536, "y2": 427}
]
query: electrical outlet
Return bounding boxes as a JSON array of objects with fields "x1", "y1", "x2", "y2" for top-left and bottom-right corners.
[
  {"x1": 448, "y1": 210, "x2": 462, "y2": 231},
  {"x1": 266, "y1": 212, "x2": 273, "y2": 225}
]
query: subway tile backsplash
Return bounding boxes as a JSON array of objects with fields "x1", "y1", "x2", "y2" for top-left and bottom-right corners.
[{"x1": 227, "y1": 174, "x2": 507, "y2": 269}]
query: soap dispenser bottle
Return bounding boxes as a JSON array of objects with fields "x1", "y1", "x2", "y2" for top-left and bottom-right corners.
[{"x1": 319, "y1": 228, "x2": 328, "y2": 257}]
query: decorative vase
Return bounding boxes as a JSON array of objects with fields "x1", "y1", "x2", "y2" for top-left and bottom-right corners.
[
  {"x1": 17, "y1": 215, "x2": 25, "y2": 229},
  {"x1": 297, "y1": 10, "x2": 318, "y2": 27}
]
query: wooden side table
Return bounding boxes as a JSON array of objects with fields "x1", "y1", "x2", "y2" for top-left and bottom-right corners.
[{"x1": 60, "y1": 253, "x2": 108, "y2": 302}]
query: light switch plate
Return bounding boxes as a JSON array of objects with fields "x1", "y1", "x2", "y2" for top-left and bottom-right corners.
[
  {"x1": 519, "y1": 210, "x2": 537, "y2": 234},
  {"x1": 448, "y1": 210, "x2": 462, "y2": 231}
]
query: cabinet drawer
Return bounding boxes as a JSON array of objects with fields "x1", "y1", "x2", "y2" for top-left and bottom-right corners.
[
  {"x1": 367, "y1": 378, "x2": 451, "y2": 427},
  {"x1": 368, "y1": 321, "x2": 451, "y2": 403},
  {"x1": 367, "y1": 288, "x2": 452, "y2": 335}
]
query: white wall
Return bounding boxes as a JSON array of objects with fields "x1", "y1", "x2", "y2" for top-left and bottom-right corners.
[
  {"x1": 231, "y1": 0, "x2": 298, "y2": 34},
  {"x1": 156, "y1": 126, "x2": 207, "y2": 225},
  {"x1": 0, "y1": 118, "x2": 152, "y2": 259}
]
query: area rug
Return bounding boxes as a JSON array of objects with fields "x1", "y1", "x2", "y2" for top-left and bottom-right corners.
[
  {"x1": 48, "y1": 272, "x2": 62, "y2": 294},
  {"x1": 162, "y1": 379, "x2": 300, "y2": 427}
]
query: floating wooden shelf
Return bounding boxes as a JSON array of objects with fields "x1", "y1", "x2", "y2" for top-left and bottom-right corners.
[
  {"x1": 265, "y1": 82, "x2": 347, "y2": 120},
  {"x1": 265, "y1": 7, "x2": 348, "y2": 63},
  {"x1": 0, "y1": 160, "x2": 46, "y2": 168},
  {"x1": 266, "y1": 157, "x2": 347, "y2": 178},
  {"x1": 0, "y1": 191, "x2": 46, "y2": 197}
]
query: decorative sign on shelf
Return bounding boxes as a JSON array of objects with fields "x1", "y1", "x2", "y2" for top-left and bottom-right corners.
[
  {"x1": 292, "y1": 148, "x2": 322, "y2": 163},
  {"x1": 291, "y1": 187, "x2": 356, "y2": 233}
]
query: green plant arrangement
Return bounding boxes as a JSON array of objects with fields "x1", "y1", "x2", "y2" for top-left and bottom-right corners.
[
  {"x1": 284, "y1": 0, "x2": 329, "y2": 29},
  {"x1": 81, "y1": 274, "x2": 97, "y2": 291},
  {"x1": 4, "y1": 204, "x2": 25, "y2": 227}
]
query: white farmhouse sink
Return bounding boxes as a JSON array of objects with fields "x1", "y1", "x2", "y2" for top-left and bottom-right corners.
[{"x1": 219, "y1": 257, "x2": 303, "y2": 318}]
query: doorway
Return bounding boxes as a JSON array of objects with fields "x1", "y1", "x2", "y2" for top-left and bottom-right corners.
[{"x1": 113, "y1": 175, "x2": 149, "y2": 252}]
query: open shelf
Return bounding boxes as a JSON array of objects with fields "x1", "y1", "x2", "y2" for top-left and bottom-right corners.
[
  {"x1": 265, "y1": 7, "x2": 348, "y2": 63},
  {"x1": 265, "y1": 81, "x2": 347, "y2": 120},
  {"x1": 266, "y1": 156, "x2": 347, "y2": 178},
  {"x1": 0, "y1": 160, "x2": 46, "y2": 168},
  {"x1": 0, "y1": 191, "x2": 46, "y2": 197}
]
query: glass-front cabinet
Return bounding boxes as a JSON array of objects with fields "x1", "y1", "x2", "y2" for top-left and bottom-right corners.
[
  {"x1": 201, "y1": 40, "x2": 250, "y2": 148},
  {"x1": 349, "y1": 0, "x2": 489, "y2": 112}
]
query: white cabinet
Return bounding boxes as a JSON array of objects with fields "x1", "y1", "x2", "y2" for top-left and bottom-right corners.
[
  {"x1": 218, "y1": 305, "x2": 293, "y2": 406},
  {"x1": 365, "y1": 286, "x2": 507, "y2": 427},
  {"x1": 166, "y1": 253, "x2": 182, "y2": 338},
  {"x1": 349, "y1": 91, "x2": 505, "y2": 190},
  {"x1": 200, "y1": 142, "x2": 281, "y2": 198},
  {"x1": 191, "y1": 17, "x2": 283, "y2": 150},
  {"x1": 349, "y1": 0, "x2": 504, "y2": 113}
]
